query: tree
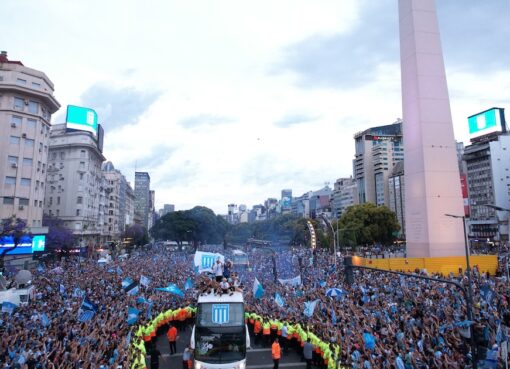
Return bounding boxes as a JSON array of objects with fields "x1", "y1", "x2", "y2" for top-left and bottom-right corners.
[
  {"x1": 42, "y1": 214, "x2": 75, "y2": 256},
  {"x1": 124, "y1": 224, "x2": 149, "y2": 247},
  {"x1": 0, "y1": 216, "x2": 30, "y2": 271},
  {"x1": 337, "y1": 203, "x2": 400, "y2": 247}
]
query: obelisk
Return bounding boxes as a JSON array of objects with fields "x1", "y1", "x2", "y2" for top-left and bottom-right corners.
[{"x1": 399, "y1": 0, "x2": 465, "y2": 257}]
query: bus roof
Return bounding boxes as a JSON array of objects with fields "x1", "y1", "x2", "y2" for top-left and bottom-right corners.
[{"x1": 197, "y1": 291, "x2": 244, "y2": 304}]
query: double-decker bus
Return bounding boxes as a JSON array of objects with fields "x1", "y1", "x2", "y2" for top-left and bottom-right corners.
[{"x1": 190, "y1": 291, "x2": 249, "y2": 369}]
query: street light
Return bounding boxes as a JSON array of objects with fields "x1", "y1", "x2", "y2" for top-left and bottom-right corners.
[
  {"x1": 444, "y1": 213, "x2": 477, "y2": 368},
  {"x1": 319, "y1": 214, "x2": 337, "y2": 264}
]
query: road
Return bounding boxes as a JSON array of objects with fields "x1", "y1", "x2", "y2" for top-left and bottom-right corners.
[{"x1": 148, "y1": 323, "x2": 306, "y2": 368}]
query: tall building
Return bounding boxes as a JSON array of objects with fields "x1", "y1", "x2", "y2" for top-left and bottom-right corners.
[
  {"x1": 160, "y1": 204, "x2": 175, "y2": 217},
  {"x1": 227, "y1": 203, "x2": 238, "y2": 224},
  {"x1": 388, "y1": 161, "x2": 405, "y2": 238},
  {"x1": 134, "y1": 172, "x2": 150, "y2": 230},
  {"x1": 148, "y1": 189, "x2": 155, "y2": 230},
  {"x1": 102, "y1": 161, "x2": 121, "y2": 241},
  {"x1": 281, "y1": 189, "x2": 292, "y2": 213},
  {"x1": 0, "y1": 51, "x2": 60, "y2": 228},
  {"x1": 331, "y1": 177, "x2": 358, "y2": 219},
  {"x1": 353, "y1": 121, "x2": 403, "y2": 206},
  {"x1": 45, "y1": 124, "x2": 105, "y2": 247},
  {"x1": 399, "y1": 0, "x2": 465, "y2": 257},
  {"x1": 124, "y1": 180, "x2": 135, "y2": 229},
  {"x1": 238, "y1": 204, "x2": 248, "y2": 223},
  {"x1": 464, "y1": 133, "x2": 510, "y2": 241}
]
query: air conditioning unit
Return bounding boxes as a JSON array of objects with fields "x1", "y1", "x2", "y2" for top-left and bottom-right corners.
[
  {"x1": 11, "y1": 163, "x2": 17, "y2": 168},
  {"x1": 11, "y1": 123, "x2": 16, "y2": 128},
  {"x1": 18, "y1": 205, "x2": 24, "y2": 210},
  {"x1": 24, "y1": 99, "x2": 29, "y2": 105},
  {"x1": 21, "y1": 133, "x2": 27, "y2": 138}
]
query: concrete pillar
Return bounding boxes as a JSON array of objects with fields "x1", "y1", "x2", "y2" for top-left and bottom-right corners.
[{"x1": 399, "y1": 0, "x2": 465, "y2": 257}]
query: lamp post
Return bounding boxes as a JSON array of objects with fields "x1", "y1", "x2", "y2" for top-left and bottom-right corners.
[
  {"x1": 444, "y1": 213, "x2": 477, "y2": 368},
  {"x1": 320, "y1": 214, "x2": 337, "y2": 264}
]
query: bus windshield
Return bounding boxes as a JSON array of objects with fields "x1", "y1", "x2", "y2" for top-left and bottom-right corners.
[
  {"x1": 197, "y1": 302, "x2": 244, "y2": 327},
  {"x1": 195, "y1": 326, "x2": 246, "y2": 363}
]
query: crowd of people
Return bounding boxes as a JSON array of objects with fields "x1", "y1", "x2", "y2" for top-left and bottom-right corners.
[{"x1": 1, "y1": 243, "x2": 509, "y2": 368}]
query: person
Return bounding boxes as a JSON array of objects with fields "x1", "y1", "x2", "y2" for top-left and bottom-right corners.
[
  {"x1": 213, "y1": 259, "x2": 224, "y2": 283},
  {"x1": 149, "y1": 346, "x2": 163, "y2": 369},
  {"x1": 281, "y1": 322, "x2": 288, "y2": 352},
  {"x1": 303, "y1": 338, "x2": 313, "y2": 369},
  {"x1": 219, "y1": 277, "x2": 231, "y2": 296},
  {"x1": 272, "y1": 337, "x2": 281, "y2": 369},
  {"x1": 182, "y1": 345, "x2": 193, "y2": 369},
  {"x1": 167, "y1": 324, "x2": 178, "y2": 355}
]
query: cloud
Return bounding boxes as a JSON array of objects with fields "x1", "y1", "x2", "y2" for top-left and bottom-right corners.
[
  {"x1": 275, "y1": 113, "x2": 320, "y2": 127},
  {"x1": 179, "y1": 114, "x2": 235, "y2": 129},
  {"x1": 79, "y1": 83, "x2": 162, "y2": 131}
]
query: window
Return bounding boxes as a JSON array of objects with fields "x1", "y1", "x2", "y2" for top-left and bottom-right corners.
[
  {"x1": 10, "y1": 136, "x2": 20, "y2": 145},
  {"x1": 20, "y1": 178, "x2": 31, "y2": 186},
  {"x1": 39, "y1": 200, "x2": 42, "y2": 208},
  {"x1": 11, "y1": 115, "x2": 22, "y2": 126},
  {"x1": 76, "y1": 209, "x2": 80, "y2": 216},
  {"x1": 79, "y1": 173, "x2": 84, "y2": 180},
  {"x1": 28, "y1": 100, "x2": 39, "y2": 114},
  {"x1": 19, "y1": 198, "x2": 29, "y2": 206},
  {"x1": 4, "y1": 177, "x2": 16, "y2": 185},
  {"x1": 77, "y1": 196, "x2": 83, "y2": 204},
  {"x1": 80, "y1": 150, "x2": 86, "y2": 158},
  {"x1": 16, "y1": 78, "x2": 27, "y2": 85},
  {"x1": 8, "y1": 156, "x2": 18, "y2": 165},
  {"x1": 3, "y1": 197, "x2": 14, "y2": 205},
  {"x1": 27, "y1": 119, "x2": 36, "y2": 129},
  {"x1": 23, "y1": 158, "x2": 32, "y2": 166},
  {"x1": 24, "y1": 138, "x2": 34, "y2": 147},
  {"x1": 51, "y1": 152, "x2": 57, "y2": 160},
  {"x1": 56, "y1": 209, "x2": 60, "y2": 216},
  {"x1": 57, "y1": 196, "x2": 60, "y2": 205},
  {"x1": 60, "y1": 152, "x2": 65, "y2": 160},
  {"x1": 34, "y1": 199, "x2": 37, "y2": 207},
  {"x1": 79, "y1": 161, "x2": 85, "y2": 170},
  {"x1": 32, "y1": 82, "x2": 41, "y2": 88},
  {"x1": 13, "y1": 97, "x2": 24, "y2": 110}
]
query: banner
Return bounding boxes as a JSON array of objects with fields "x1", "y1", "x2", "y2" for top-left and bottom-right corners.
[
  {"x1": 194, "y1": 251, "x2": 225, "y2": 272},
  {"x1": 78, "y1": 297, "x2": 98, "y2": 322},
  {"x1": 253, "y1": 278, "x2": 264, "y2": 299},
  {"x1": 184, "y1": 278, "x2": 194, "y2": 291},
  {"x1": 275, "y1": 293, "x2": 285, "y2": 308},
  {"x1": 127, "y1": 307, "x2": 140, "y2": 325},
  {"x1": 155, "y1": 284, "x2": 184, "y2": 297},
  {"x1": 1, "y1": 301, "x2": 17, "y2": 315},
  {"x1": 122, "y1": 278, "x2": 133, "y2": 289},
  {"x1": 140, "y1": 275, "x2": 151, "y2": 287},
  {"x1": 278, "y1": 275, "x2": 302, "y2": 287},
  {"x1": 303, "y1": 299, "x2": 319, "y2": 318}
]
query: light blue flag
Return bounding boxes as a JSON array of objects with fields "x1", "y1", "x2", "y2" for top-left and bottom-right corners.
[
  {"x1": 184, "y1": 278, "x2": 194, "y2": 291},
  {"x1": 253, "y1": 278, "x2": 264, "y2": 299},
  {"x1": 140, "y1": 275, "x2": 151, "y2": 287},
  {"x1": 41, "y1": 313, "x2": 50, "y2": 327},
  {"x1": 127, "y1": 307, "x2": 140, "y2": 325},
  {"x1": 155, "y1": 284, "x2": 184, "y2": 297},
  {"x1": 303, "y1": 299, "x2": 319, "y2": 318},
  {"x1": 78, "y1": 310, "x2": 95, "y2": 322},
  {"x1": 136, "y1": 296, "x2": 148, "y2": 304},
  {"x1": 331, "y1": 309, "x2": 337, "y2": 325},
  {"x1": 363, "y1": 332, "x2": 376, "y2": 350},
  {"x1": 116, "y1": 266, "x2": 123, "y2": 275},
  {"x1": 73, "y1": 288, "x2": 85, "y2": 298},
  {"x1": 2, "y1": 301, "x2": 17, "y2": 315},
  {"x1": 127, "y1": 284, "x2": 139, "y2": 296},
  {"x1": 121, "y1": 278, "x2": 133, "y2": 289},
  {"x1": 146, "y1": 302, "x2": 153, "y2": 319},
  {"x1": 275, "y1": 293, "x2": 285, "y2": 308},
  {"x1": 59, "y1": 284, "x2": 65, "y2": 294}
]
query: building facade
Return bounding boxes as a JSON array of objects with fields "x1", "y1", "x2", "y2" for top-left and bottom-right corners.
[
  {"x1": 160, "y1": 204, "x2": 175, "y2": 217},
  {"x1": 331, "y1": 177, "x2": 358, "y2": 219},
  {"x1": 45, "y1": 124, "x2": 106, "y2": 247},
  {"x1": 0, "y1": 51, "x2": 60, "y2": 228},
  {"x1": 388, "y1": 161, "x2": 405, "y2": 238},
  {"x1": 134, "y1": 172, "x2": 151, "y2": 230},
  {"x1": 353, "y1": 121, "x2": 403, "y2": 206}
]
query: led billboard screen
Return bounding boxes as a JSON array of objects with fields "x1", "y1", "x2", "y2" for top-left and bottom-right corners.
[
  {"x1": 66, "y1": 105, "x2": 98, "y2": 135},
  {"x1": 0, "y1": 235, "x2": 46, "y2": 255},
  {"x1": 468, "y1": 108, "x2": 502, "y2": 138}
]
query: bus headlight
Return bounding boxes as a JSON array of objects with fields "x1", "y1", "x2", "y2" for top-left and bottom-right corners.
[{"x1": 236, "y1": 362, "x2": 246, "y2": 369}]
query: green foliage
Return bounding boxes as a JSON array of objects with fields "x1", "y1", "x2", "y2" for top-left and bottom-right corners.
[{"x1": 337, "y1": 203, "x2": 400, "y2": 247}]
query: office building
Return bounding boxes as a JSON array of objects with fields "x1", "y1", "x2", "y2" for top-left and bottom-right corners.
[
  {"x1": 134, "y1": 172, "x2": 151, "y2": 230},
  {"x1": 331, "y1": 177, "x2": 358, "y2": 219},
  {"x1": 388, "y1": 161, "x2": 405, "y2": 238},
  {"x1": 353, "y1": 121, "x2": 403, "y2": 206},
  {"x1": 45, "y1": 124, "x2": 106, "y2": 246},
  {"x1": 160, "y1": 204, "x2": 175, "y2": 217},
  {"x1": 0, "y1": 51, "x2": 60, "y2": 228}
]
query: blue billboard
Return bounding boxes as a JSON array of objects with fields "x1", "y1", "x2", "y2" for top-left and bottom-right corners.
[
  {"x1": 0, "y1": 235, "x2": 46, "y2": 255},
  {"x1": 66, "y1": 105, "x2": 98, "y2": 136}
]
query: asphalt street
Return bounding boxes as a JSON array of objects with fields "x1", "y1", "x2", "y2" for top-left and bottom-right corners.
[{"x1": 148, "y1": 323, "x2": 306, "y2": 369}]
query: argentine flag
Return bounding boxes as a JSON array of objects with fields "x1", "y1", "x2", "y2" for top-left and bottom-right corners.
[
  {"x1": 303, "y1": 299, "x2": 319, "y2": 318},
  {"x1": 275, "y1": 293, "x2": 285, "y2": 308},
  {"x1": 253, "y1": 278, "x2": 264, "y2": 299},
  {"x1": 127, "y1": 307, "x2": 140, "y2": 325}
]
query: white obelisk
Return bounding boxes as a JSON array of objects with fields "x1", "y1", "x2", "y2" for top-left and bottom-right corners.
[{"x1": 399, "y1": 0, "x2": 465, "y2": 257}]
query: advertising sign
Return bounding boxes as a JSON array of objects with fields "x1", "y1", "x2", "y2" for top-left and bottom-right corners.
[
  {"x1": 0, "y1": 235, "x2": 46, "y2": 255},
  {"x1": 468, "y1": 108, "x2": 503, "y2": 138},
  {"x1": 66, "y1": 105, "x2": 98, "y2": 135}
]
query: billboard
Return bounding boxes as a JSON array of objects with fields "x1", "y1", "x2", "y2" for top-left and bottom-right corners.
[
  {"x1": 66, "y1": 105, "x2": 98, "y2": 135},
  {"x1": 0, "y1": 235, "x2": 46, "y2": 255},
  {"x1": 468, "y1": 108, "x2": 505, "y2": 139}
]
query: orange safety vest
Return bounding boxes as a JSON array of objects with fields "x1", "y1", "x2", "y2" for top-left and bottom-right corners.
[
  {"x1": 254, "y1": 321, "x2": 262, "y2": 334},
  {"x1": 272, "y1": 342, "x2": 281, "y2": 360},
  {"x1": 167, "y1": 327, "x2": 178, "y2": 342}
]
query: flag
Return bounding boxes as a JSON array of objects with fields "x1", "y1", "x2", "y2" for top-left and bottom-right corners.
[
  {"x1": 155, "y1": 284, "x2": 184, "y2": 297},
  {"x1": 319, "y1": 280, "x2": 326, "y2": 288},
  {"x1": 116, "y1": 266, "x2": 123, "y2": 275},
  {"x1": 496, "y1": 322, "x2": 503, "y2": 344},
  {"x1": 136, "y1": 296, "x2": 148, "y2": 304},
  {"x1": 194, "y1": 251, "x2": 225, "y2": 272},
  {"x1": 1, "y1": 301, "x2": 17, "y2": 314},
  {"x1": 123, "y1": 278, "x2": 139, "y2": 295},
  {"x1": 331, "y1": 309, "x2": 337, "y2": 325},
  {"x1": 78, "y1": 310, "x2": 95, "y2": 322},
  {"x1": 253, "y1": 278, "x2": 264, "y2": 299},
  {"x1": 126, "y1": 330, "x2": 132, "y2": 348},
  {"x1": 127, "y1": 284, "x2": 139, "y2": 296},
  {"x1": 303, "y1": 299, "x2": 319, "y2": 318},
  {"x1": 107, "y1": 268, "x2": 115, "y2": 273},
  {"x1": 127, "y1": 307, "x2": 140, "y2": 325},
  {"x1": 41, "y1": 313, "x2": 50, "y2": 327},
  {"x1": 140, "y1": 275, "x2": 151, "y2": 287},
  {"x1": 184, "y1": 278, "x2": 194, "y2": 291},
  {"x1": 78, "y1": 297, "x2": 98, "y2": 322},
  {"x1": 278, "y1": 276, "x2": 302, "y2": 286},
  {"x1": 480, "y1": 284, "x2": 494, "y2": 305},
  {"x1": 146, "y1": 302, "x2": 153, "y2": 319},
  {"x1": 363, "y1": 332, "x2": 376, "y2": 350},
  {"x1": 59, "y1": 284, "x2": 65, "y2": 294},
  {"x1": 73, "y1": 288, "x2": 85, "y2": 298},
  {"x1": 121, "y1": 278, "x2": 133, "y2": 289},
  {"x1": 275, "y1": 293, "x2": 285, "y2": 308}
]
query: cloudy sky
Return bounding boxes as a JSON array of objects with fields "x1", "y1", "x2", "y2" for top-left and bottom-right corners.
[{"x1": 2, "y1": 0, "x2": 509, "y2": 214}]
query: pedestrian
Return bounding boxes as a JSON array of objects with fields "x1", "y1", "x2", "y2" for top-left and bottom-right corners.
[
  {"x1": 167, "y1": 324, "x2": 178, "y2": 355},
  {"x1": 182, "y1": 345, "x2": 193, "y2": 369},
  {"x1": 272, "y1": 337, "x2": 281, "y2": 369},
  {"x1": 303, "y1": 338, "x2": 313, "y2": 369}
]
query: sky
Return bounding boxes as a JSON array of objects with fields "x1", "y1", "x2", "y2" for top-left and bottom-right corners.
[{"x1": 2, "y1": 0, "x2": 509, "y2": 214}]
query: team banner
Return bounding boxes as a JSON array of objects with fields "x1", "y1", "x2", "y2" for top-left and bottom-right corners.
[
  {"x1": 278, "y1": 275, "x2": 302, "y2": 287},
  {"x1": 194, "y1": 251, "x2": 225, "y2": 272},
  {"x1": 212, "y1": 304, "x2": 229, "y2": 324}
]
